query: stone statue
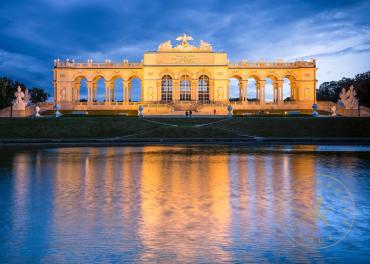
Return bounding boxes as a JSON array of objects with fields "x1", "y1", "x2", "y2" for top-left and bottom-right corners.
[
  {"x1": 331, "y1": 105, "x2": 337, "y2": 116},
  {"x1": 35, "y1": 106, "x2": 41, "y2": 117},
  {"x1": 158, "y1": 40, "x2": 172, "y2": 51},
  {"x1": 227, "y1": 105, "x2": 233, "y2": 118},
  {"x1": 61, "y1": 88, "x2": 66, "y2": 101},
  {"x1": 176, "y1": 33, "x2": 193, "y2": 47},
  {"x1": 311, "y1": 103, "x2": 318, "y2": 117},
  {"x1": 138, "y1": 105, "x2": 144, "y2": 117},
  {"x1": 55, "y1": 104, "x2": 62, "y2": 118},
  {"x1": 24, "y1": 89, "x2": 30, "y2": 106},
  {"x1": 199, "y1": 40, "x2": 212, "y2": 51},
  {"x1": 217, "y1": 87, "x2": 223, "y2": 99},
  {"x1": 13, "y1": 86, "x2": 26, "y2": 110},
  {"x1": 338, "y1": 85, "x2": 359, "y2": 110},
  {"x1": 158, "y1": 34, "x2": 213, "y2": 52}
]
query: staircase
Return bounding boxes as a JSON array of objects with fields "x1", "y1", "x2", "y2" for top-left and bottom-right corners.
[{"x1": 172, "y1": 101, "x2": 198, "y2": 112}]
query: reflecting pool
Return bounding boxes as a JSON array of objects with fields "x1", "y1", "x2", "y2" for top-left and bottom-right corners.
[{"x1": 0, "y1": 146, "x2": 369, "y2": 263}]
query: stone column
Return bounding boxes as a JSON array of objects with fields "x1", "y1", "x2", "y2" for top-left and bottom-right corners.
[
  {"x1": 191, "y1": 80, "x2": 198, "y2": 101},
  {"x1": 258, "y1": 80, "x2": 265, "y2": 103},
  {"x1": 173, "y1": 79, "x2": 180, "y2": 102},
  {"x1": 92, "y1": 82, "x2": 98, "y2": 102},
  {"x1": 110, "y1": 83, "x2": 114, "y2": 102},
  {"x1": 123, "y1": 80, "x2": 130, "y2": 102},
  {"x1": 277, "y1": 80, "x2": 283, "y2": 103},
  {"x1": 105, "y1": 81, "x2": 111, "y2": 103},
  {"x1": 87, "y1": 81, "x2": 93, "y2": 102},
  {"x1": 209, "y1": 80, "x2": 214, "y2": 102},
  {"x1": 291, "y1": 83, "x2": 296, "y2": 101},
  {"x1": 157, "y1": 80, "x2": 162, "y2": 102},
  {"x1": 241, "y1": 80, "x2": 248, "y2": 102}
]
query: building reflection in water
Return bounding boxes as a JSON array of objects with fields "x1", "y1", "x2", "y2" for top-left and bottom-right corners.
[{"x1": 7, "y1": 145, "x2": 362, "y2": 262}]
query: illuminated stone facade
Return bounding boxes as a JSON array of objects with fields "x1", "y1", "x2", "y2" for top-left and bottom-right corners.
[{"x1": 53, "y1": 34, "x2": 317, "y2": 113}]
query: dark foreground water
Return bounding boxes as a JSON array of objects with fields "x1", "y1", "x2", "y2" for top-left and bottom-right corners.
[{"x1": 0, "y1": 145, "x2": 370, "y2": 263}]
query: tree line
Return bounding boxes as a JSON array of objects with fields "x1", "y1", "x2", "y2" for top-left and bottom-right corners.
[
  {"x1": 0, "y1": 77, "x2": 49, "y2": 109},
  {"x1": 317, "y1": 71, "x2": 370, "y2": 107}
]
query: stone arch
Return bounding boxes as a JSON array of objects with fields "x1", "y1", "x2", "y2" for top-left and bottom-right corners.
[
  {"x1": 73, "y1": 75, "x2": 88, "y2": 102},
  {"x1": 72, "y1": 73, "x2": 89, "y2": 82},
  {"x1": 196, "y1": 69, "x2": 213, "y2": 79},
  {"x1": 109, "y1": 75, "x2": 124, "y2": 102},
  {"x1": 228, "y1": 72, "x2": 243, "y2": 81},
  {"x1": 127, "y1": 72, "x2": 143, "y2": 82},
  {"x1": 283, "y1": 74, "x2": 297, "y2": 101},
  {"x1": 92, "y1": 74, "x2": 105, "y2": 82},
  {"x1": 109, "y1": 74, "x2": 125, "y2": 82},
  {"x1": 246, "y1": 75, "x2": 260, "y2": 101},
  {"x1": 176, "y1": 69, "x2": 194, "y2": 79},
  {"x1": 246, "y1": 74, "x2": 261, "y2": 81},
  {"x1": 264, "y1": 74, "x2": 279, "y2": 102},
  {"x1": 158, "y1": 68, "x2": 175, "y2": 79},
  {"x1": 228, "y1": 76, "x2": 242, "y2": 102},
  {"x1": 161, "y1": 75, "x2": 173, "y2": 102},
  {"x1": 265, "y1": 74, "x2": 279, "y2": 83},
  {"x1": 179, "y1": 74, "x2": 191, "y2": 101},
  {"x1": 284, "y1": 71, "x2": 299, "y2": 81},
  {"x1": 92, "y1": 75, "x2": 106, "y2": 102},
  {"x1": 126, "y1": 74, "x2": 143, "y2": 102},
  {"x1": 198, "y1": 75, "x2": 210, "y2": 102}
]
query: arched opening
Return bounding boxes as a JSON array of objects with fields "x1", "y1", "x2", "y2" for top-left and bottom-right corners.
[
  {"x1": 129, "y1": 77, "x2": 142, "y2": 102},
  {"x1": 74, "y1": 76, "x2": 87, "y2": 102},
  {"x1": 180, "y1": 75, "x2": 191, "y2": 101},
  {"x1": 92, "y1": 76, "x2": 106, "y2": 102},
  {"x1": 161, "y1": 75, "x2": 172, "y2": 102},
  {"x1": 112, "y1": 76, "x2": 124, "y2": 102},
  {"x1": 264, "y1": 78, "x2": 274, "y2": 102},
  {"x1": 198, "y1": 75, "x2": 209, "y2": 102},
  {"x1": 246, "y1": 77, "x2": 258, "y2": 101},
  {"x1": 283, "y1": 76, "x2": 296, "y2": 101},
  {"x1": 229, "y1": 77, "x2": 241, "y2": 102}
]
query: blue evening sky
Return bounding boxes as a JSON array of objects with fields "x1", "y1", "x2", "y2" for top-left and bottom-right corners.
[{"x1": 0, "y1": 0, "x2": 369, "y2": 100}]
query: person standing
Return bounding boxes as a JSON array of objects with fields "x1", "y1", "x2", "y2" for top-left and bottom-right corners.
[
  {"x1": 189, "y1": 110, "x2": 192, "y2": 118},
  {"x1": 185, "y1": 111, "x2": 188, "y2": 118},
  {"x1": 214, "y1": 109, "x2": 216, "y2": 116}
]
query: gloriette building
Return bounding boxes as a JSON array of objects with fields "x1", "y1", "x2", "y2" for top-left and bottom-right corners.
[{"x1": 53, "y1": 34, "x2": 317, "y2": 114}]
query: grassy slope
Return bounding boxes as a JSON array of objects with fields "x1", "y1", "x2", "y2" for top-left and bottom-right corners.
[{"x1": 0, "y1": 116, "x2": 369, "y2": 139}]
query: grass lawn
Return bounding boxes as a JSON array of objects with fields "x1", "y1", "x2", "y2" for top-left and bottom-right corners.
[{"x1": 0, "y1": 116, "x2": 369, "y2": 139}]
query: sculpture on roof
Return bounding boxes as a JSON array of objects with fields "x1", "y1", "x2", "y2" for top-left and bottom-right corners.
[{"x1": 157, "y1": 34, "x2": 213, "y2": 52}]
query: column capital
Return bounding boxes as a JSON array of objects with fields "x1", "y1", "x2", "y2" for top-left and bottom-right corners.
[
  {"x1": 105, "y1": 80, "x2": 112, "y2": 87},
  {"x1": 87, "y1": 80, "x2": 94, "y2": 88}
]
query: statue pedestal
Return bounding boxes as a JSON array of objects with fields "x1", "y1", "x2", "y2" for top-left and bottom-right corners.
[{"x1": 12, "y1": 110, "x2": 27, "y2": 117}]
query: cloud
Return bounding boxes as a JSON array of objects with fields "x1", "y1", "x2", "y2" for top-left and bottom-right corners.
[
  {"x1": 0, "y1": 0, "x2": 369, "y2": 94},
  {"x1": 0, "y1": 49, "x2": 50, "y2": 88}
]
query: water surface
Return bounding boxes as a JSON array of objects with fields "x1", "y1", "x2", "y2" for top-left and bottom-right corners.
[{"x1": 0, "y1": 146, "x2": 369, "y2": 263}]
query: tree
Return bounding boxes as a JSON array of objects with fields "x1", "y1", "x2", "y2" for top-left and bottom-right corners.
[
  {"x1": 0, "y1": 77, "x2": 26, "y2": 109},
  {"x1": 317, "y1": 71, "x2": 370, "y2": 107},
  {"x1": 0, "y1": 77, "x2": 48, "y2": 109},
  {"x1": 29, "y1": 87, "x2": 48, "y2": 104}
]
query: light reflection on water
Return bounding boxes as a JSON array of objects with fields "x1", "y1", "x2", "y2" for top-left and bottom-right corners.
[{"x1": 0, "y1": 146, "x2": 369, "y2": 263}]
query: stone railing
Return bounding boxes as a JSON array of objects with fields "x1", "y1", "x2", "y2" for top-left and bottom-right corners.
[
  {"x1": 54, "y1": 61, "x2": 143, "y2": 69},
  {"x1": 228, "y1": 60, "x2": 316, "y2": 68}
]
